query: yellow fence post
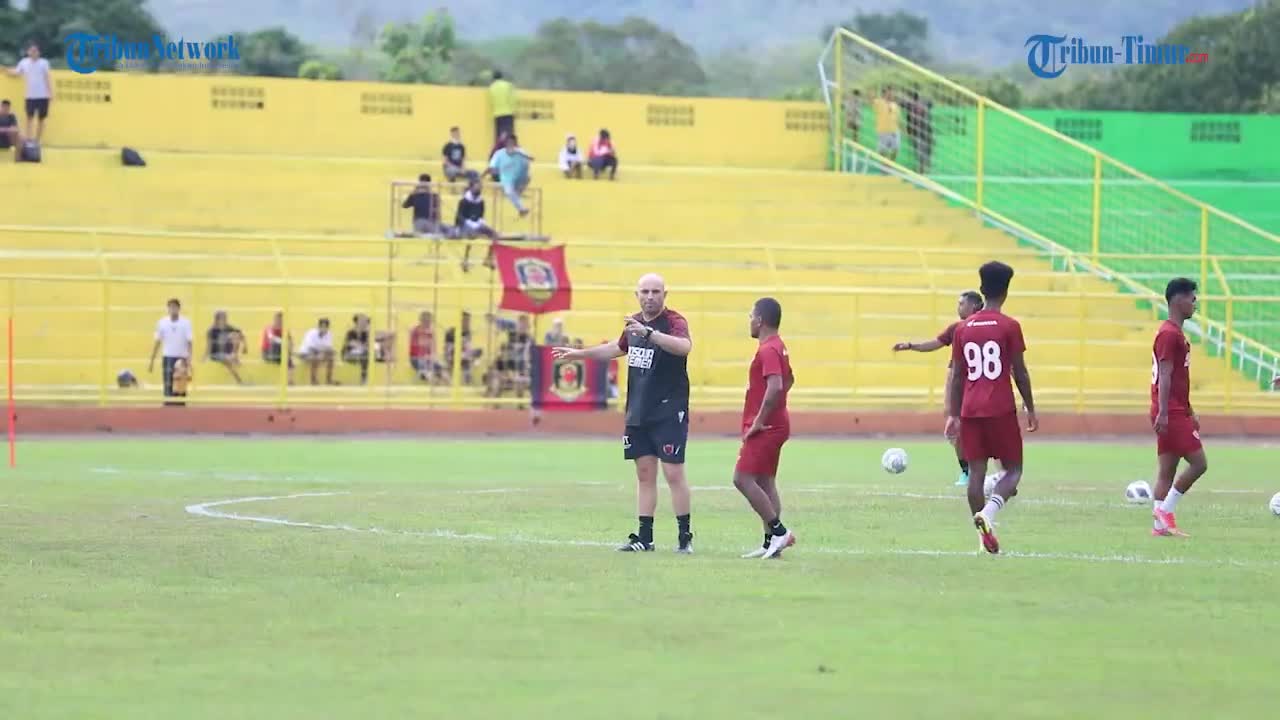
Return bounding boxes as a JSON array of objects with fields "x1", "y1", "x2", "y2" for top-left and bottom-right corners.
[
  {"x1": 1224, "y1": 298, "x2": 1234, "y2": 413},
  {"x1": 100, "y1": 280, "x2": 110, "y2": 407},
  {"x1": 974, "y1": 98, "x2": 985, "y2": 211},
  {"x1": 1200, "y1": 207, "x2": 1209, "y2": 295},
  {"x1": 450, "y1": 308, "x2": 464, "y2": 406},
  {"x1": 834, "y1": 30, "x2": 844, "y2": 171},
  {"x1": 1090, "y1": 154, "x2": 1102, "y2": 262},
  {"x1": 278, "y1": 288, "x2": 289, "y2": 408}
]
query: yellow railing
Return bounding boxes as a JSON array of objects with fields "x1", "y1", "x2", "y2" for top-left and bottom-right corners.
[{"x1": 1, "y1": 273, "x2": 1277, "y2": 413}]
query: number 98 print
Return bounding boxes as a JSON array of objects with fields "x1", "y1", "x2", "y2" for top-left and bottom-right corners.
[{"x1": 963, "y1": 340, "x2": 1003, "y2": 381}]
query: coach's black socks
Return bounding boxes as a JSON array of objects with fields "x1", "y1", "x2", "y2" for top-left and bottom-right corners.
[
  {"x1": 676, "y1": 514, "x2": 691, "y2": 536},
  {"x1": 638, "y1": 516, "x2": 654, "y2": 545},
  {"x1": 768, "y1": 518, "x2": 788, "y2": 536}
]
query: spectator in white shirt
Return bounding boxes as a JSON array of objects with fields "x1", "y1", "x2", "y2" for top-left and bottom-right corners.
[
  {"x1": 299, "y1": 317, "x2": 337, "y2": 385},
  {"x1": 558, "y1": 134, "x2": 584, "y2": 179},
  {"x1": 148, "y1": 298, "x2": 193, "y2": 401},
  {"x1": 6, "y1": 44, "x2": 52, "y2": 142}
]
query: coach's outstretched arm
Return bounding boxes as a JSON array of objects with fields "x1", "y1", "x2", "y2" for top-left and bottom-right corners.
[
  {"x1": 551, "y1": 342, "x2": 624, "y2": 362},
  {"x1": 1011, "y1": 351, "x2": 1038, "y2": 432}
]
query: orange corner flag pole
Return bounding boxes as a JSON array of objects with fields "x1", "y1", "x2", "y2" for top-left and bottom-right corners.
[{"x1": 8, "y1": 315, "x2": 14, "y2": 468}]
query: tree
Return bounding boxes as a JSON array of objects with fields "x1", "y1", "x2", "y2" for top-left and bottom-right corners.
[
  {"x1": 515, "y1": 17, "x2": 706, "y2": 96},
  {"x1": 379, "y1": 10, "x2": 457, "y2": 85},
  {"x1": 825, "y1": 10, "x2": 931, "y2": 64},
  {"x1": 298, "y1": 59, "x2": 343, "y2": 81},
  {"x1": 233, "y1": 27, "x2": 311, "y2": 78},
  {"x1": 9, "y1": 0, "x2": 164, "y2": 67}
]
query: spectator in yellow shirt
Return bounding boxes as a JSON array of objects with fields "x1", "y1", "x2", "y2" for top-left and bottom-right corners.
[
  {"x1": 489, "y1": 70, "x2": 516, "y2": 144},
  {"x1": 873, "y1": 86, "x2": 901, "y2": 162}
]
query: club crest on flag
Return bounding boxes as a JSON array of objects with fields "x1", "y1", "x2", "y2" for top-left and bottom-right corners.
[
  {"x1": 514, "y1": 258, "x2": 557, "y2": 306},
  {"x1": 551, "y1": 358, "x2": 586, "y2": 401}
]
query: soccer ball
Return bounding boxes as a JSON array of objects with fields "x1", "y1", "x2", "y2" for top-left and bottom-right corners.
[
  {"x1": 1269, "y1": 492, "x2": 1280, "y2": 516},
  {"x1": 881, "y1": 447, "x2": 908, "y2": 474},
  {"x1": 983, "y1": 472, "x2": 1003, "y2": 499},
  {"x1": 1125, "y1": 481, "x2": 1153, "y2": 504}
]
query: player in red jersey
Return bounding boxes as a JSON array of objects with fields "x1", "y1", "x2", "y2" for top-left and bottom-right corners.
[
  {"x1": 733, "y1": 298, "x2": 796, "y2": 559},
  {"x1": 944, "y1": 262, "x2": 1037, "y2": 554},
  {"x1": 1150, "y1": 277, "x2": 1208, "y2": 537},
  {"x1": 894, "y1": 290, "x2": 985, "y2": 487}
]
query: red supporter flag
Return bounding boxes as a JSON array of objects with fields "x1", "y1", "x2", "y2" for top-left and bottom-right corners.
[
  {"x1": 493, "y1": 243, "x2": 572, "y2": 315},
  {"x1": 529, "y1": 346, "x2": 609, "y2": 411}
]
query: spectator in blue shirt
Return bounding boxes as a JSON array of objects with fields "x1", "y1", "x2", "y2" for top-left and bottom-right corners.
[{"x1": 487, "y1": 134, "x2": 534, "y2": 217}]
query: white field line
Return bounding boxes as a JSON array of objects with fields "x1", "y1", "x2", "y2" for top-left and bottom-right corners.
[{"x1": 183, "y1": 492, "x2": 1277, "y2": 568}]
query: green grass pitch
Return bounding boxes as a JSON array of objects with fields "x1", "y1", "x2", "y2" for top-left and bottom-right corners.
[{"x1": 3, "y1": 436, "x2": 1279, "y2": 718}]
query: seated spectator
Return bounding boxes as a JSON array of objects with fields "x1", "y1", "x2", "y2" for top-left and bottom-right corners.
[
  {"x1": 342, "y1": 313, "x2": 395, "y2": 385},
  {"x1": 205, "y1": 310, "x2": 246, "y2": 384},
  {"x1": 299, "y1": 317, "x2": 337, "y2": 385},
  {"x1": 443, "y1": 312, "x2": 482, "y2": 385},
  {"x1": 544, "y1": 317, "x2": 569, "y2": 346},
  {"x1": 442, "y1": 126, "x2": 467, "y2": 182},
  {"x1": 487, "y1": 134, "x2": 534, "y2": 217},
  {"x1": 402, "y1": 174, "x2": 441, "y2": 235},
  {"x1": 0, "y1": 99, "x2": 19, "y2": 161},
  {"x1": 486, "y1": 131, "x2": 509, "y2": 182},
  {"x1": 261, "y1": 311, "x2": 296, "y2": 385},
  {"x1": 408, "y1": 311, "x2": 442, "y2": 383},
  {"x1": 559, "y1": 134, "x2": 584, "y2": 179},
  {"x1": 455, "y1": 176, "x2": 498, "y2": 273},
  {"x1": 589, "y1": 129, "x2": 618, "y2": 180},
  {"x1": 486, "y1": 314, "x2": 533, "y2": 399}
]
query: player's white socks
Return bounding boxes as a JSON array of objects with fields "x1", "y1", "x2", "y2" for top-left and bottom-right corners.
[
  {"x1": 981, "y1": 494, "x2": 1005, "y2": 524},
  {"x1": 1159, "y1": 488, "x2": 1184, "y2": 514}
]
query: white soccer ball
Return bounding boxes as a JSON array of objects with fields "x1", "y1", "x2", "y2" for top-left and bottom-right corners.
[
  {"x1": 1126, "y1": 481, "x2": 1153, "y2": 504},
  {"x1": 1269, "y1": 492, "x2": 1280, "y2": 516},
  {"x1": 881, "y1": 447, "x2": 908, "y2": 474},
  {"x1": 983, "y1": 472, "x2": 1003, "y2": 499}
]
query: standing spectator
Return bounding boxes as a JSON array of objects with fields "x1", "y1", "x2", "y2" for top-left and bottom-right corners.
[
  {"x1": 588, "y1": 129, "x2": 618, "y2": 180},
  {"x1": 6, "y1": 43, "x2": 52, "y2": 143},
  {"x1": 261, "y1": 311, "x2": 295, "y2": 385},
  {"x1": 559, "y1": 134, "x2": 584, "y2": 179},
  {"x1": 544, "y1": 317, "x2": 569, "y2": 346},
  {"x1": 148, "y1": 298, "x2": 193, "y2": 404},
  {"x1": 205, "y1": 310, "x2": 246, "y2": 384},
  {"x1": 905, "y1": 89, "x2": 934, "y2": 174},
  {"x1": 402, "y1": 174, "x2": 440, "y2": 235},
  {"x1": 488, "y1": 134, "x2": 533, "y2": 217},
  {"x1": 441, "y1": 126, "x2": 467, "y2": 182},
  {"x1": 873, "y1": 86, "x2": 901, "y2": 162},
  {"x1": 409, "y1": 311, "x2": 441, "y2": 382},
  {"x1": 299, "y1": 317, "x2": 337, "y2": 385},
  {"x1": 0, "y1": 99, "x2": 19, "y2": 160},
  {"x1": 488, "y1": 70, "x2": 516, "y2": 143},
  {"x1": 456, "y1": 176, "x2": 498, "y2": 273}
]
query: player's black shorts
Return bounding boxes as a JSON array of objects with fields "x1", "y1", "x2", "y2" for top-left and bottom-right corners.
[{"x1": 623, "y1": 413, "x2": 689, "y2": 465}]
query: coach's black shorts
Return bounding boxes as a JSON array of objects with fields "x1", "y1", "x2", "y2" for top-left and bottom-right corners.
[
  {"x1": 25, "y1": 98, "x2": 49, "y2": 119},
  {"x1": 623, "y1": 413, "x2": 689, "y2": 465}
]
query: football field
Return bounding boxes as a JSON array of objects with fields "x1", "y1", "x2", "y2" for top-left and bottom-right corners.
[{"x1": 4, "y1": 436, "x2": 1278, "y2": 719}]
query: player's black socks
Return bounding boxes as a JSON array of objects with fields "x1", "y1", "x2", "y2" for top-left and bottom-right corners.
[
  {"x1": 638, "y1": 516, "x2": 654, "y2": 545},
  {"x1": 768, "y1": 518, "x2": 788, "y2": 536},
  {"x1": 676, "y1": 514, "x2": 691, "y2": 535},
  {"x1": 959, "y1": 459, "x2": 970, "y2": 474}
]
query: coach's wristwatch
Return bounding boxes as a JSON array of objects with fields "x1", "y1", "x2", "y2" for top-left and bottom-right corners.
[{"x1": 643, "y1": 327, "x2": 654, "y2": 340}]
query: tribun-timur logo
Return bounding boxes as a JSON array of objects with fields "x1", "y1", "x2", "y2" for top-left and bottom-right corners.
[
  {"x1": 1025, "y1": 34, "x2": 1208, "y2": 79},
  {"x1": 65, "y1": 33, "x2": 241, "y2": 75}
]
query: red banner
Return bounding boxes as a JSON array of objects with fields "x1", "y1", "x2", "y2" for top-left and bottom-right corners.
[
  {"x1": 529, "y1": 346, "x2": 609, "y2": 411},
  {"x1": 493, "y1": 243, "x2": 572, "y2": 315}
]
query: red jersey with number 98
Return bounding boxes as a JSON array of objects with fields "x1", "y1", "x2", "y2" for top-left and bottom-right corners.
[{"x1": 950, "y1": 309, "x2": 1027, "y2": 418}]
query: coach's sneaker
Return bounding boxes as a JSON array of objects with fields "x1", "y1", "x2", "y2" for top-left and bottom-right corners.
[
  {"x1": 762, "y1": 530, "x2": 795, "y2": 559},
  {"x1": 617, "y1": 533, "x2": 654, "y2": 552},
  {"x1": 1152, "y1": 508, "x2": 1189, "y2": 537},
  {"x1": 973, "y1": 513, "x2": 1000, "y2": 554},
  {"x1": 676, "y1": 532, "x2": 694, "y2": 554}
]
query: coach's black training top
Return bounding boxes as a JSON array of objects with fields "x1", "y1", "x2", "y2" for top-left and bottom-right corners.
[{"x1": 616, "y1": 308, "x2": 691, "y2": 427}]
